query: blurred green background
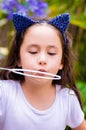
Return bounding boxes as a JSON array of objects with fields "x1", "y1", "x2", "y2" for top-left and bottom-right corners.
[{"x1": 0, "y1": 0, "x2": 86, "y2": 129}]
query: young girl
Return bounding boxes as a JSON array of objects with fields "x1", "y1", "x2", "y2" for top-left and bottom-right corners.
[{"x1": 0, "y1": 13, "x2": 86, "y2": 130}]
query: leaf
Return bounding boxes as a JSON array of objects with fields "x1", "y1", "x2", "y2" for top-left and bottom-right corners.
[{"x1": 71, "y1": 19, "x2": 86, "y2": 29}]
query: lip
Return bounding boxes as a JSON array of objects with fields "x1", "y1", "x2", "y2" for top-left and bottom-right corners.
[
  {"x1": 38, "y1": 69, "x2": 47, "y2": 72},
  {"x1": 36, "y1": 69, "x2": 47, "y2": 76}
]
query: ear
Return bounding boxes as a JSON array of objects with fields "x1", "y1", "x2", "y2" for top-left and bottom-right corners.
[
  {"x1": 13, "y1": 13, "x2": 36, "y2": 33},
  {"x1": 16, "y1": 59, "x2": 22, "y2": 67},
  {"x1": 59, "y1": 63, "x2": 63, "y2": 70}
]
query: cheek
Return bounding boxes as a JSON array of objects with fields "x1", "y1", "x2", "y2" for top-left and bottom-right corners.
[
  {"x1": 53, "y1": 55, "x2": 62, "y2": 64},
  {"x1": 19, "y1": 55, "x2": 36, "y2": 69},
  {"x1": 50, "y1": 56, "x2": 63, "y2": 71}
]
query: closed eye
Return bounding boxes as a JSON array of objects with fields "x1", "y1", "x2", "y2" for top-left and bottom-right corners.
[
  {"x1": 48, "y1": 52, "x2": 56, "y2": 55},
  {"x1": 29, "y1": 51, "x2": 38, "y2": 54}
]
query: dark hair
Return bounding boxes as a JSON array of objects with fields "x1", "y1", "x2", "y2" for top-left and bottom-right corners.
[{"x1": 0, "y1": 23, "x2": 82, "y2": 108}]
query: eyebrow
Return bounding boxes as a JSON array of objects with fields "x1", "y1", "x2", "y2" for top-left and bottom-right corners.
[
  {"x1": 27, "y1": 44, "x2": 39, "y2": 48},
  {"x1": 27, "y1": 44, "x2": 59, "y2": 51},
  {"x1": 29, "y1": 44, "x2": 58, "y2": 47},
  {"x1": 48, "y1": 45, "x2": 58, "y2": 49}
]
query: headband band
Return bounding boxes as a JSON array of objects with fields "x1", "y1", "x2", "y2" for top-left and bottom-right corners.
[{"x1": 13, "y1": 13, "x2": 70, "y2": 43}]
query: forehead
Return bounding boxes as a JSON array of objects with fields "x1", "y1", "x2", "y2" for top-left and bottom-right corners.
[
  {"x1": 24, "y1": 23, "x2": 62, "y2": 43},
  {"x1": 26, "y1": 23, "x2": 61, "y2": 35}
]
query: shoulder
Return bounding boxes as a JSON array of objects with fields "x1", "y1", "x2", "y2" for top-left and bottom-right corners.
[
  {"x1": 0, "y1": 80, "x2": 20, "y2": 113},
  {"x1": 0, "y1": 79, "x2": 18, "y2": 85},
  {"x1": 0, "y1": 80, "x2": 19, "y2": 99},
  {"x1": 56, "y1": 85, "x2": 82, "y2": 108},
  {"x1": 56, "y1": 85, "x2": 76, "y2": 99},
  {"x1": 0, "y1": 79, "x2": 19, "y2": 89},
  {"x1": 56, "y1": 86, "x2": 84, "y2": 128},
  {"x1": 56, "y1": 85, "x2": 83, "y2": 114},
  {"x1": 0, "y1": 80, "x2": 20, "y2": 125},
  {"x1": 56, "y1": 85, "x2": 84, "y2": 128},
  {"x1": 55, "y1": 85, "x2": 78, "y2": 114}
]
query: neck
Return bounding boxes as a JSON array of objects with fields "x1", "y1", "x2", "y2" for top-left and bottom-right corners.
[
  {"x1": 21, "y1": 78, "x2": 54, "y2": 94},
  {"x1": 20, "y1": 79, "x2": 56, "y2": 110}
]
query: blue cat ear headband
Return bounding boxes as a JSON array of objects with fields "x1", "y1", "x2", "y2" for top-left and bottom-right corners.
[{"x1": 13, "y1": 13, "x2": 70, "y2": 44}]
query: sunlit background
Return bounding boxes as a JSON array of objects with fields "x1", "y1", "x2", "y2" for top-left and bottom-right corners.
[{"x1": 0, "y1": 0, "x2": 86, "y2": 125}]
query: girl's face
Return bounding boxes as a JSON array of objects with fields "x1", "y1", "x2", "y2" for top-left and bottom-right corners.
[{"x1": 19, "y1": 24, "x2": 63, "y2": 82}]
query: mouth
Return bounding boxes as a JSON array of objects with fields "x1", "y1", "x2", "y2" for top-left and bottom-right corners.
[{"x1": 36, "y1": 69, "x2": 47, "y2": 76}]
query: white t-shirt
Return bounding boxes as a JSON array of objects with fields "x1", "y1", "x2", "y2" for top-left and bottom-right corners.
[{"x1": 0, "y1": 80, "x2": 84, "y2": 130}]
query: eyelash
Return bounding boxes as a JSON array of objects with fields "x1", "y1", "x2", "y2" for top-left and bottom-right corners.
[
  {"x1": 29, "y1": 51, "x2": 37, "y2": 54},
  {"x1": 29, "y1": 51, "x2": 56, "y2": 55},
  {"x1": 48, "y1": 53, "x2": 56, "y2": 55}
]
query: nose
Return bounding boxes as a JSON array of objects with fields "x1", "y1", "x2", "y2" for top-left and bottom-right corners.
[{"x1": 37, "y1": 52, "x2": 47, "y2": 65}]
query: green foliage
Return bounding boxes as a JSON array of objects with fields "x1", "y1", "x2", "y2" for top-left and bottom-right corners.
[
  {"x1": 45, "y1": 0, "x2": 86, "y2": 82},
  {"x1": 78, "y1": 30, "x2": 86, "y2": 82},
  {"x1": 46, "y1": 0, "x2": 86, "y2": 29},
  {"x1": 70, "y1": 14, "x2": 86, "y2": 29},
  {"x1": 77, "y1": 81, "x2": 86, "y2": 118},
  {"x1": 73, "y1": 29, "x2": 86, "y2": 82}
]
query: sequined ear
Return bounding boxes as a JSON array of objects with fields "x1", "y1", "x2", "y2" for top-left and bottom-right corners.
[
  {"x1": 48, "y1": 13, "x2": 70, "y2": 34},
  {"x1": 48, "y1": 13, "x2": 70, "y2": 43},
  {"x1": 13, "y1": 13, "x2": 36, "y2": 33}
]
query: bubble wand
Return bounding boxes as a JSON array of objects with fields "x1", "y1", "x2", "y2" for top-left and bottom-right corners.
[{"x1": 0, "y1": 67, "x2": 61, "y2": 80}]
